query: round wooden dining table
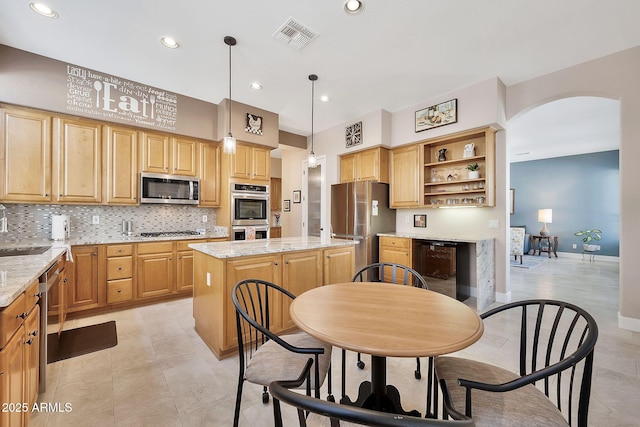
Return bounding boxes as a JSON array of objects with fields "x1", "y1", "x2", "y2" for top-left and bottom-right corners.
[{"x1": 290, "y1": 282, "x2": 484, "y2": 416}]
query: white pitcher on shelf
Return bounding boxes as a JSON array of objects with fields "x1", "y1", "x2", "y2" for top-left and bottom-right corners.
[{"x1": 463, "y1": 143, "x2": 475, "y2": 158}]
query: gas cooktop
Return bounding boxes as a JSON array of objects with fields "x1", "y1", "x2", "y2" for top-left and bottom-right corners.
[{"x1": 140, "y1": 231, "x2": 202, "y2": 238}]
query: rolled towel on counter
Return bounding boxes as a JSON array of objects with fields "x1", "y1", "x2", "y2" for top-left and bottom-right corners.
[{"x1": 51, "y1": 242, "x2": 73, "y2": 262}]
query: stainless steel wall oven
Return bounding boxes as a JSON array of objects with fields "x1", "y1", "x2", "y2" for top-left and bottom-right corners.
[{"x1": 231, "y1": 183, "x2": 269, "y2": 227}]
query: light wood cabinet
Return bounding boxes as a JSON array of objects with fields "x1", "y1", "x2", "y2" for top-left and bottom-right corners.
[
  {"x1": 281, "y1": 251, "x2": 323, "y2": 330},
  {"x1": 422, "y1": 127, "x2": 496, "y2": 207},
  {"x1": 175, "y1": 240, "x2": 202, "y2": 293},
  {"x1": 390, "y1": 144, "x2": 421, "y2": 208},
  {"x1": 340, "y1": 147, "x2": 389, "y2": 183},
  {"x1": 379, "y1": 236, "x2": 413, "y2": 284},
  {"x1": 230, "y1": 142, "x2": 271, "y2": 182},
  {"x1": 137, "y1": 242, "x2": 174, "y2": 299},
  {"x1": 104, "y1": 125, "x2": 138, "y2": 204},
  {"x1": 0, "y1": 107, "x2": 52, "y2": 202},
  {"x1": 0, "y1": 279, "x2": 40, "y2": 427},
  {"x1": 199, "y1": 142, "x2": 221, "y2": 207},
  {"x1": 323, "y1": 246, "x2": 356, "y2": 285},
  {"x1": 67, "y1": 246, "x2": 101, "y2": 312},
  {"x1": 270, "y1": 177, "x2": 282, "y2": 211},
  {"x1": 53, "y1": 117, "x2": 103, "y2": 204},
  {"x1": 270, "y1": 227, "x2": 282, "y2": 238},
  {"x1": 106, "y1": 244, "x2": 133, "y2": 304},
  {"x1": 140, "y1": 132, "x2": 198, "y2": 176}
]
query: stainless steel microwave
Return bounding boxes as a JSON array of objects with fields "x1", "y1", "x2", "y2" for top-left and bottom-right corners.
[{"x1": 140, "y1": 172, "x2": 199, "y2": 205}]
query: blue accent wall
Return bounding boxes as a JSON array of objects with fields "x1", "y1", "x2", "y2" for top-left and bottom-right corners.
[{"x1": 510, "y1": 150, "x2": 619, "y2": 256}]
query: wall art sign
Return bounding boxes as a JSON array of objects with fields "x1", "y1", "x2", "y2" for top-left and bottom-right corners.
[
  {"x1": 293, "y1": 190, "x2": 301, "y2": 203},
  {"x1": 65, "y1": 64, "x2": 178, "y2": 131},
  {"x1": 415, "y1": 98, "x2": 457, "y2": 132},
  {"x1": 245, "y1": 113, "x2": 263, "y2": 135},
  {"x1": 283, "y1": 200, "x2": 291, "y2": 212},
  {"x1": 345, "y1": 121, "x2": 362, "y2": 148}
]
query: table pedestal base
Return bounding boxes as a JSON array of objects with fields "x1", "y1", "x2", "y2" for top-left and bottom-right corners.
[{"x1": 340, "y1": 355, "x2": 421, "y2": 417}]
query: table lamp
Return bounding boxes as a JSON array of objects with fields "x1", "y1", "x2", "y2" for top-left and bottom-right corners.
[{"x1": 538, "y1": 209, "x2": 552, "y2": 236}]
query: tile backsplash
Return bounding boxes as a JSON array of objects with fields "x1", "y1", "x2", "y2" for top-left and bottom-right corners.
[{"x1": 0, "y1": 204, "x2": 219, "y2": 242}]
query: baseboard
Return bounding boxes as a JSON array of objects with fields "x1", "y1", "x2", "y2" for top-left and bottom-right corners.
[
  {"x1": 618, "y1": 312, "x2": 640, "y2": 332},
  {"x1": 555, "y1": 251, "x2": 619, "y2": 262}
]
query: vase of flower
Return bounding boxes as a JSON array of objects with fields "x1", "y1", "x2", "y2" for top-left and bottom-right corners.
[{"x1": 274, "y1": 213, "x2": 281, "y2": 226}]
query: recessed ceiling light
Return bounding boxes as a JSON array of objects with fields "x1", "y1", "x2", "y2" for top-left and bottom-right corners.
[
  {"x1": 320, "y1": 95, "x2": 330, "y2": 102},
  {"x1": 29, "y1": 3, "x2": 58, "y2": 18},
  {"x1": 160, "y1": 37, "x2": 179, "y2": 49},
  {"x1": 344, "y1": 0, "x2": 364, "y2": 14},
  {"x1": 250, "y1": 82, "x2": 263, "y2": 90}
]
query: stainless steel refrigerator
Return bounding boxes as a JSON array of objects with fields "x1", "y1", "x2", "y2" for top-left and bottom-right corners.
[{"x1": 331, "y1": 181, "x2": 396, "y2": 272}]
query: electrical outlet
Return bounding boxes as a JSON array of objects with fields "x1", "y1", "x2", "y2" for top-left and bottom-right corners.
[
  {"x1": 488, "y1": 219, "x2": 499, "y2": 229},
  {"x1": 202, "y1": 215, "x2": 208, "y2": 223},
  {"x1": 92, "y1": 215, "x2": 99, "y2": 225},
  {"x1": 572, "y1": 244, "x2": 577, "y2": 249}
]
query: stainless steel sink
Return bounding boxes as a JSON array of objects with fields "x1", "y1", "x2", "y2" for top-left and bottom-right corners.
[{"x1": 0, "y1": 246, "x2": 49, "y2": 257}]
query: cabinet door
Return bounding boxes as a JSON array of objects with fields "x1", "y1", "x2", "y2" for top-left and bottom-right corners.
[
  {"x1": 171, "y1": 137, "x2": 198, "y2": 176},
  {"x1": 230, "y1": 143, "x2": 251, "y2": 179},
  {"x1": 323, "y1": 246, "x2": 355, "y2": 285},
  {"x1": 0, "y1": 108, "x2": 52, "y2": 202},
  {"x1": 53, "y1": 118, "x2": 103, "y2": 203},
  {"x1": 199, "y1": 142, "x2": 221, "y2": 207},
  {"x1": 225, "y1": 255, "x2": 280, "y2": 348},
  {"x1": 24, "y1": 304, "x2": 40, "y2": 409},
  {"x1": 137, "y1": 253, "x2": 173, "y2": 298},
  {"x1": 390, "y1": 145, "x2": 420, "y2": 208},
  {"x1": 357, "y1": 149, "x2": 380, "y2": 181},
  {"x1": 67, "y1": 246, "x2": 100, "y2": 311},
  {"x1": 140, "y1": 131, "x2": 170, "y2": 173},
  {"x1": 251, "y1": 146, "x2": 271, "y2": 181},
  {"x1": 270, "y1": 177, "x2": 281, "y2": 211},
  {"x1": 281, "y1": 251, "x2": 322, "y2": 330},
  {"x1": 176, "y1": 250, "x2": 194, "y2": 292},
  {"x1": 104, "y1": 125, "x2": 138, "y2": 204},
  {"x1": 340, "y1": 154, "x2": 357, "y2": 183},
  {"x1": 0, "y1": 326, "x2": 25, "y2": 427}
]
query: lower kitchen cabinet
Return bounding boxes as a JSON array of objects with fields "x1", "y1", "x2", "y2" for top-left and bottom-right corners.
[
  {"x1": 106, "y1": 244, "x2": 133, "y2": 304},
  {"x1": 176, "y1": 240, "x2": 199, "y2": 292},
  {"x1": 67, "y1": 246, "x2": 101, "y2": 312},
  {"x1": 137, "y1": 242, "x2": 174, "y2": 299},
  {"x1": 379, "y1": 236, "x2": 416, "y2": 284},
  {"x1": 323, "y1": 246, "x2": 356, "y2": 285},
  {"x1": 281, "y1": 251, "x2": 323, "y2": 331}
]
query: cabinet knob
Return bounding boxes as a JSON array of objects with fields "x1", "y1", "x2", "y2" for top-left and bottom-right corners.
[
  {"x1": 30, "y1": 330, "x2": 38, "y2": 337},
  {"x1": 17, "y1": 312, "x2": 27, "y2": 319},
  {"x1": 117, "y1": 249, "x2": 122, "y2": 253},
  {"x1": 25, "y1": 338, "x2": 34, "y2": 345},
  {"x1": 44, "y1": 193, "x2": 49, "y2": 197},
  {"x1": 118, "y1": 267, "x2": 123, "y2": 271},
  {"x1": 326, "y1": 255, "x2": 330, "y2": 259},
  {"x1": 93, "y1": 252, "x2": 98, "y2": 256},
  {"x1": 117, "y1": 289, "x2": 122, "y2": 293},
  {"x1": 285, "y1": 260, "x2": 289, "y2": 265},
  {"x1": 274, "y1": 262, "x2": 279, "y2": 266}
]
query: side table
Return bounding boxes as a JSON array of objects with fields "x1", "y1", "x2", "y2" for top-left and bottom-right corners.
[{"x1": 531, "y1": 235, "x2": 558, "y2": 258}]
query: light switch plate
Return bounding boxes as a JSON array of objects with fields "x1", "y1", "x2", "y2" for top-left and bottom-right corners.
[
  {"x1": 92, "y1": 215, "x2": 99, "y2": 224},
  {"x1": 488, "y1": 219, "x2": 499, "y2": 229}
]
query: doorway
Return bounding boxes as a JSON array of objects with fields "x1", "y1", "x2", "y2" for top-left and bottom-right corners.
[{"x1": 302, "y1": 156, "x2": 327, "y2": 239}]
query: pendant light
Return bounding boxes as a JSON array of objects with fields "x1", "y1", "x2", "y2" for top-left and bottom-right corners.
[
  {"x1": 223, "y1": 36, "x2": 237, "y2": 154},
  {"x1": 308, "y1": 74, "x2": 318, "y2": 168}
]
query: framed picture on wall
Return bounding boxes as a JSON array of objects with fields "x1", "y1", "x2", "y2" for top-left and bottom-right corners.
[
  {"x1": 415, "y1": 98, "x2": 458, "y2": 132},
  {"x1": 283, "y1": 200, "x2": 291, "y2": 212},
  {"x1": 293, "y1": 190, "x2": 301, "y2": 203},
  {"x1": 414, "y1": 214, "x2": 427, "y2": 228}
]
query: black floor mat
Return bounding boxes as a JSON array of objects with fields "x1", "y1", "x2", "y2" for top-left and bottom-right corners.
[{"x1": 47, "y1": 321, "x2": 117, "y2": 363}]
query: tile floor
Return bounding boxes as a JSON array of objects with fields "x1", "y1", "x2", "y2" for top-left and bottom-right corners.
[{"x1": 29, "y1": 256, "x2": 639, "y2": 426}]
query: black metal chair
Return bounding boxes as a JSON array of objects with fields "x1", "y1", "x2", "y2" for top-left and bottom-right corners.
[
  {"x1": 232, "y1": 279, "x2": 333, "y2": 427},
  {"x1": 436, "y1": 299, "x2": 598, "y2": 426},
  {"x1": 271, "y1": 358, "x2": 475, "y2": 427}
]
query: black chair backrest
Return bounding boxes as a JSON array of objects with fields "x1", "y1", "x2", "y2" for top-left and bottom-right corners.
[
  {"x1": 352, "y1": 262, "x2": 428, "y2": 289},
  {"x1": 271, "y1": 358, "x2": 474, "y2": 427},
  {"x1": 468, "y1": 299, "x2": 598, "y2": 425}
]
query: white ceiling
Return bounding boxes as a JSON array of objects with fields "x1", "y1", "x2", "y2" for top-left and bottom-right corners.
[{"x1": 1, "y1": 0, "x2": 638, "y2": 150}]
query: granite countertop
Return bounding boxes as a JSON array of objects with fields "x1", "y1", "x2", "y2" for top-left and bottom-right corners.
[
  {"x1": 378, "y1": 232, "x2": 494, "y2": 243},
  {"x1": 190, "y1": 236, "x2": 358, "y2": 259},
  {"x1": 0, "y1": 229, "x2": 230, "y2": 308},
  {"x1": 0, "y1": 245, "x2": 68, "y2": 307}
]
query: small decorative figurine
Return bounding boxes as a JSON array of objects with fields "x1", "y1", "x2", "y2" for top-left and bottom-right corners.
[
  {"x1": 463, "y1": 143, "x2": 475, "y2": 158},
  {"x1": 438, "y1": 148, "x2": 447, "y2": 162}
]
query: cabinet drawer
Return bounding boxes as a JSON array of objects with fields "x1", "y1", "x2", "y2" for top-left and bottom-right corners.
[
  {"x1": 137, "y1": 242, "x2": 173, "y2": 255},
  {"x1": 24, "y1": 279, "x2": 40, "y2": 313},
  {"x1": 107, "y1": 279, "x2": 133, "y2": 304},
  {"x1": 107, "y1": 244, "x2": 133, "y2": 257},
  {"x1": 380, "y1": 236, "x2": 410, "y2": 249},
  {"x1": 176, "y1": 240, "x2": 201, "y2": 251},
  {"x1": 107, "y1": 256, "x2": 133, "y2": 280},
  {"x1": 0, "y1": 293, "x2": 26, "y2": 348}
]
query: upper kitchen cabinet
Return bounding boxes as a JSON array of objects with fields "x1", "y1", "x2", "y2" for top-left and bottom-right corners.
[
  {"x1": 270, "y1": 177, "x2": 281, "y2": 211},
  {"x1": 422, "y1": 127, "x2": 496, "y2": 207},
  {"x1": 199, "y1": 142, "x2": 221, "y2": 207},
  {"x1": 229, "y1": 142, "x2": 270, "y2": 182},
  {"x1": 0, "y1": 107, "x2": 52, "y2": 203},
  {"x1": 104, "y1": 125, "x2": 138, "y2": 205},
  {"x1": 390, "y1": 144, "x2": 421, "y2": 208},
  {"x1": 53, "y1": 117, "x2": 103, "y2": 204},
  {"x1": 140, "y1": 132, "x2": 198, "y2": 176},
  {"x1": 339, "y1": 146, "x2": 389, "y2": 183}
]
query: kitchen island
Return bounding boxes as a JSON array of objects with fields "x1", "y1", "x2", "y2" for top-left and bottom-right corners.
[{"x1": 189, "y1": 236, "x2": 357, "y2": 359}]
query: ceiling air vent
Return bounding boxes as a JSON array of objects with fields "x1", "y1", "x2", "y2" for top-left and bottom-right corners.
[{"x1": 273, "y1": 17, "x2": 318, "y2": 50}]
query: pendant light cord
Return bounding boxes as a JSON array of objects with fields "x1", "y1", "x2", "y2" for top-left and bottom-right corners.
[
  {"x1": 228, "y1": 40, "x2": 232, "y2": 135},
  {"x1": 311, "y1": 77, "x2": 314, "y2": 153}
]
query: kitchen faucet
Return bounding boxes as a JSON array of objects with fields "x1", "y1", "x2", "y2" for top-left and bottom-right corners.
[{"x1": 0, "y1": 204, "x2": 7, "y2": 233}]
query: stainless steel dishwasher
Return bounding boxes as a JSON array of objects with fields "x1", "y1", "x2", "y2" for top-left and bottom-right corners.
[{"x1": 38, "y1": 259, "x2": 62, "y2": 393}]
